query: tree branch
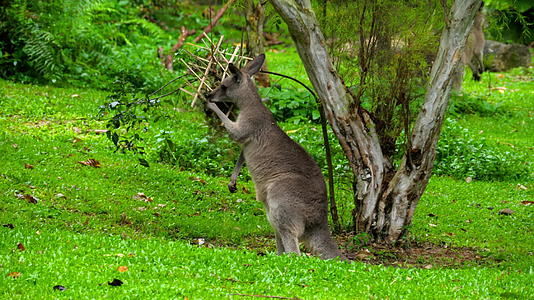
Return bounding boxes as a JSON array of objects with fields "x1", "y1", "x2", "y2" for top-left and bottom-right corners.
[{"x1": 193, "y1": 0, "x2": 237, "y2": 43}]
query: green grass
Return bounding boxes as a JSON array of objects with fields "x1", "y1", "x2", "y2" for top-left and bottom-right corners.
[
  {"x1": 456, "y1": 67, "x2": 534, "y2": 155},
  {"x1": 0, "y1": 66, "x2": 533, "y2": 299}
]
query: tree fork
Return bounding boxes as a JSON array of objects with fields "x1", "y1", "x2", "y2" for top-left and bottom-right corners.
[{"x1": 269, "y1": 0, "x2": 482, "y2": 243}]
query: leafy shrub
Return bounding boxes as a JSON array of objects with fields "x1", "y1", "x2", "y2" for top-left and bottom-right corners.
[
  {"x1": 448, "y1": 93, "x2": 508, "y2": 117},
  {"x1": 434, "y1": 119, "x2": 530, "y2": 181},
  {"x1": 155, "y1": 131, "x2": 242, "y2": 177},
  {"x1": 0, "y1": 0, "x2": 174, "y2": 90},
  {"x1": 260, "y1": 86, "x2": 320, "y2": 124}
]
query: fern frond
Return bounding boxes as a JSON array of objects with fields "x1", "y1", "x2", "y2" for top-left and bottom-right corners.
[{"x1": 23, "y1": 26, "x2": 62, "y2": 78}]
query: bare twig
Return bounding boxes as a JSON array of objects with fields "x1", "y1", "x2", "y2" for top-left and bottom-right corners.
[
  {"x1": 191, "y1": 36, "x2": 225, "y2": 107},
  {"x1": 186, "y1": 42, "x2": 253, "y2": 59},
  {"x1": 193, "y1": 0, "x2": 237, "y2": 43},
  {"x1": 160, "y1": 26, "x2": 196, "y2": 70}
]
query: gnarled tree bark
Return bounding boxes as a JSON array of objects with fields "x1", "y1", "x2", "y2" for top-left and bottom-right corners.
[{"x1": 269, "y1": 0, "x2": 482, "y2": 243}]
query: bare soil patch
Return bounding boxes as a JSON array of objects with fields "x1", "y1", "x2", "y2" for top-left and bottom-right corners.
[
  {"x1": 206, "y1": 234, "x2": 491, "y2": 268},
  {"x1": 335, "y1": 234, "x2": 489, "y2": 268}
]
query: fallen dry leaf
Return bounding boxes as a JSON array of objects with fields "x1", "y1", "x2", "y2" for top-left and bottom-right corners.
[
  {"x1": 16, "y1": 193, "x2": 39, "y2": 204},
  {"x1": 17, "y1": 243, "x2": 25, "y2": 251},
  {"x1": 192, "y1": 238, "x2": 206, "y2": 245},
  {"x1": 7, "y1": 272, "x2": 21, "y2": 278},
  {"x1": 491, "y1": 86, "x2": 507, "y2": 94},
  {"x1": 516, "y1": 184, "x2": 527, "y2": 191},
  {"x1": 189, "y1": 176, "x2": 207, "y2": 184},
  {"x1": 498, "y1": 208, "x2": 515, "y2": 215},
  {"x1": 355, "y1": 249, "x2": 373, "y2": 260},
  {"x1": 117, "y1": 266, "x2": 128, "y2": 272},
  {"x1": 24, "y1": 164, "x2": 34, "y2": 169},
  {"x1": 71, "y1": 94, "x2": 79, "y2": 98},
  {"x1": 428, "y1": 223, "x2": 437, "y2": 227},
  {"x1": 423, "y1": 264, "x2": 433, "y2": 269},
  {"x1": 91, "y1": 129, "x2": 109, "y2": 134},
  {"x1": 520, "y1": 201, "x2": 533, "y2": 206},
  {"x1": 465, "y1": 176, "x2": 472, "y2": 183},
  {"x1": 77, "y1": 159, "x2": 101, "y2": 168},
  {"x1": 133, "y1": 192, "x2": 153, "y2": 202}
]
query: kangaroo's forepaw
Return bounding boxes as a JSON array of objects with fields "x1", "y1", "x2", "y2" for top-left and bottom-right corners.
[{"x1": 228, "y1": 183, "x2": 237, "y2": 193}]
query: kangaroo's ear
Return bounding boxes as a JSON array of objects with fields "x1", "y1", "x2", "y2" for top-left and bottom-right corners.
[
  {"x1": 244, "y1": 54, "x2": 265, "y2": 76},
  {"x1": 228, "y1": 63, "x2": 242, "y2": 83}
]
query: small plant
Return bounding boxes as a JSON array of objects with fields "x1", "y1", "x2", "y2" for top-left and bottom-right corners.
[
  {"x1": 434, "y1": 119, "x2": 530, "y2": 181},
  {"x1": 260, "y1": 86, "x2": 320, "y2": 124},
  {"x1": 448, "y1": 93, "x2": 508, "y2": 117}
]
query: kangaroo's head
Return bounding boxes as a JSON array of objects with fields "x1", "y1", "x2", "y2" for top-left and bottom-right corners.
[{"x1": 206, "y1": 54, "x2": 265, "y2": 106}]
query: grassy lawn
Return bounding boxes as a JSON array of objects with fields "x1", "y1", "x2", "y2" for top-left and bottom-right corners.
[{"x1": 0, "y1": 62, "x2": 532, "y2": 298}]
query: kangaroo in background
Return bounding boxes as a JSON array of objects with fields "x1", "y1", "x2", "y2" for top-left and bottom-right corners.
[
  {"x1": 206, "y1": 54, "x2": 343, "y2": 260},
  {"x1": 452, "y1": 6, "x2": 485, "y2": 90}
]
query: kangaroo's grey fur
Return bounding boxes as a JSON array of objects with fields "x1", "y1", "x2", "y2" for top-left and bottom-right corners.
[
  {"x1": 206, "y1": 54, "x2": 343, "y2": 260},
  {"x1": 452, "y1": 7, "x2": 485, "y2": 90}
]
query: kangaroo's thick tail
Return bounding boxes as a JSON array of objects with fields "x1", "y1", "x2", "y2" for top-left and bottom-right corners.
[{"x1": 305, "y1": 227, "x2": 347, "y2": 261}]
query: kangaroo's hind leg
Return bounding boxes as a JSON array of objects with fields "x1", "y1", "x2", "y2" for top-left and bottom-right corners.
[{"x1": 266, "y1": 197, "x2": 303, "y2": 255}]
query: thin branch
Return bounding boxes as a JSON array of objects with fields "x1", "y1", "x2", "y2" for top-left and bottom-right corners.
[
  {"x1": 193, "y1": 0, "x2": 237, "y2": 43},
  {"x1": 440, "y1": 0, "x2": 450, "y2": 26},
  {"x1": 186, "y1": 42, "x2": 253, "y2": 59},
  {"x1": 147, "y1": 74, "x2": 188, "y2": 98},
  {"x1": 192, "y1": 36, "x2": 225, "y2": 107},
  {"x1": 160, "y1": 27, "x2": 196, "y2": 70}
]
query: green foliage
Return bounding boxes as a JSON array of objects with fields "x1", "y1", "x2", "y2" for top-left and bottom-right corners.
[
  {"x1": 317, "y1": 0, "x2": 442, "y2": 158},
  {"x1": 260, "y1": 87, "x2": 320, "y2": 124},
  {"x1": 0, "y1": 0, "x2": 175, "y2": 90},
  {"x1": 484, "y1": 0, "x2": 534, "y2": 44},
  {"x1": 434, "y1": 119, "x2": 530, "y2": 181},
  {"x1": 156, "y1": 131, "x2": 242, "y2": 177},
  {"x1": 448, "y1": 93, "x2": 508, "y2": 117}
]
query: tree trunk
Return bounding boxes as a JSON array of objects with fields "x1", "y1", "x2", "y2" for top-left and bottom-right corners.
[
  {"x1": 245, "y1": 0, "x2": 270, "y2": 87},
  {"x1": 269, "y1": 0, "x2": 482, "y2": 243}
]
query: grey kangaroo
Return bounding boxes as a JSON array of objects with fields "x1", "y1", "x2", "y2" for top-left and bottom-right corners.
[{"x1": 206, "y1": 54, "x2": 343, "y2": 260}]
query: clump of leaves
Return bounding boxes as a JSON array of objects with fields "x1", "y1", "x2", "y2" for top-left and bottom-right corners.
[
  {"x1": 434, "y1": 119, "x2": 530, "y2": 181},
  {"x1": 155, "y1": 131, "x2": 241, "y2": 177},
  {"x1": 448, "y1": 93, "x2": 508, "y2": 117},
  {"x1": 99, "y1": 79, "x2": 162, "y2": 165},
  {"x1": 260, "y1": 87, "x2": 320, "y2": 124}
]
